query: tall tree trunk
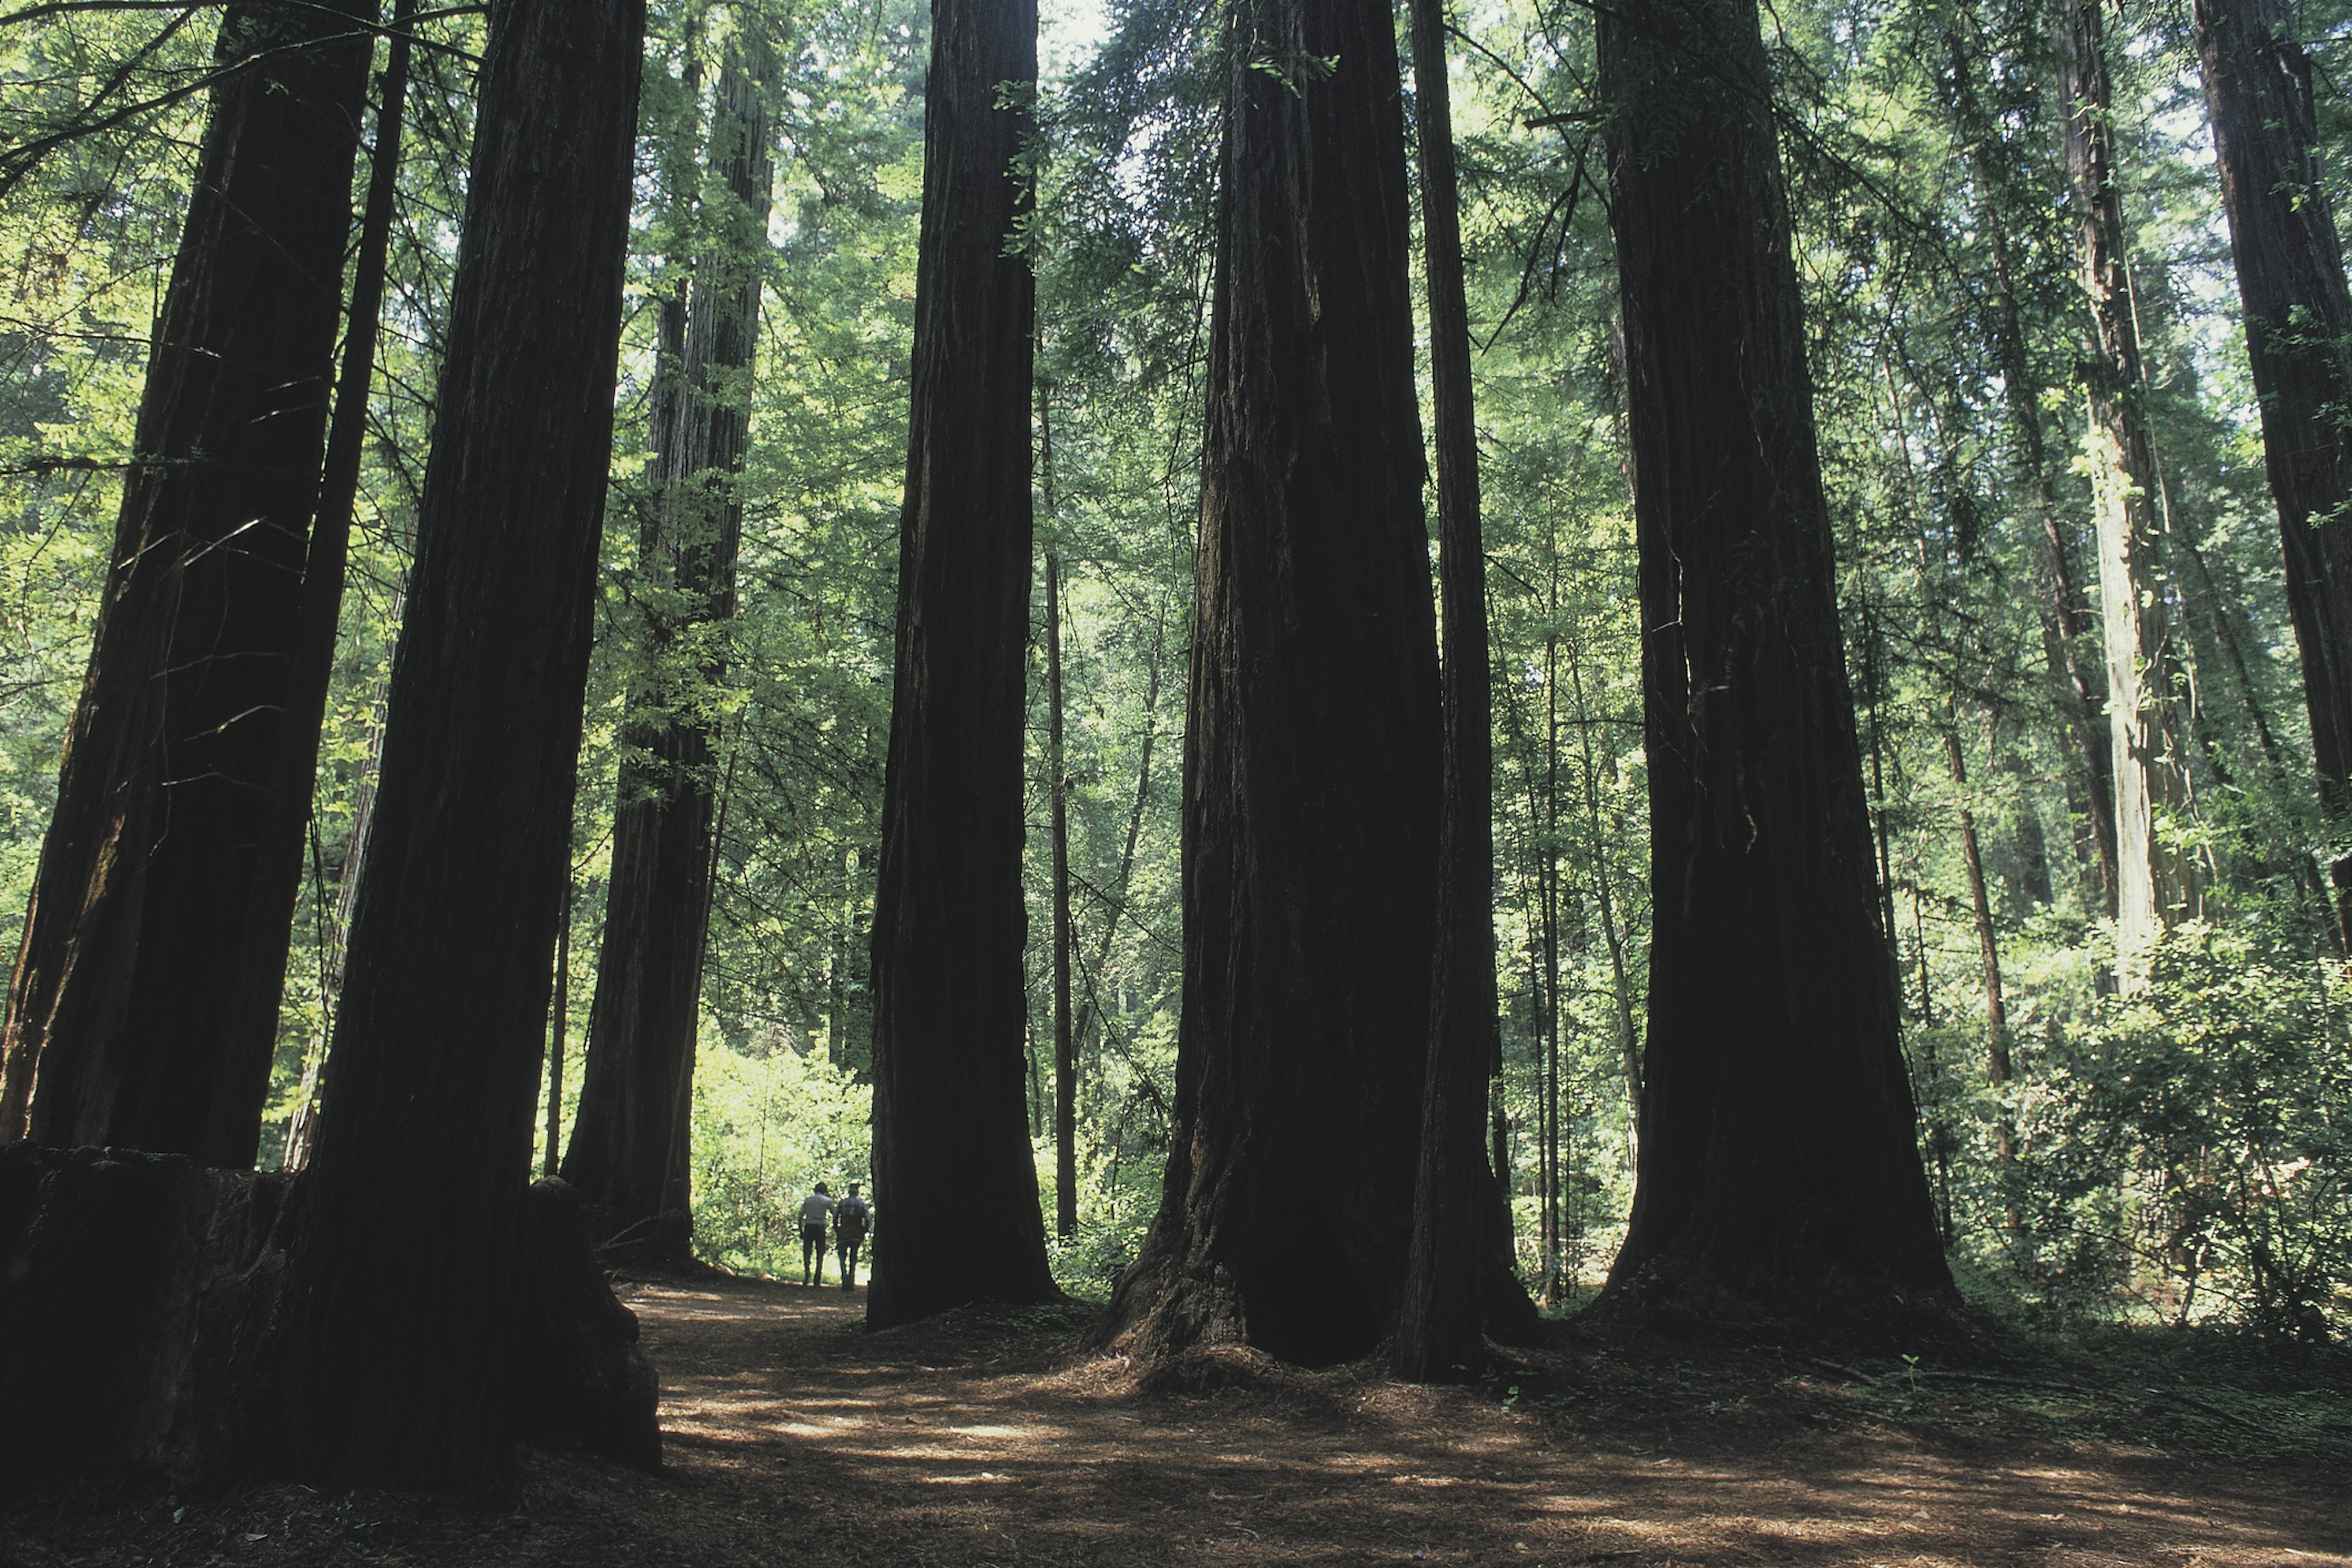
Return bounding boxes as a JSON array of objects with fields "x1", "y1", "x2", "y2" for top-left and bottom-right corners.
[
  {"x1": 1945, "y1": 723, "x2": 2013, "y2": 1161},
  {"x1": 276, "y1": 4, "x2": 415, "y2": 1174},
  {"x1": 563, "y1": 36, "x2": 774, "y2": 1270},
  {"x1": 1943, "y1": 18, "x2": 2120, "y2": 914},
  {"x1": 1598, "y1": 0, "x2": 1950, "y2": 1307},
  {"x1": 2193, "y1": 0, "x2": 2352, "y2": 948},
  {"x1": 0, "y1": 2, "x2": 374, "y2": 1164},
  {"x1": 263, "y1": 0, "x2": 645, "y2": 1482},
  {"x1": 1396, "y1": 0, "x2": 1537, "y2": 1381},
  {"x1": 2056, "y1": 0, "x2": 2193, "y2": 979},
  {"x1": 1096, "y1": 0, "x2": 1439, "y2": 1366},
  {"x1": 865, "y1": 0, "x2": 1057, "y2": 1325},
  {"x1": 1047, "y1": 538, "x2": 1077, "y2": 1242}
]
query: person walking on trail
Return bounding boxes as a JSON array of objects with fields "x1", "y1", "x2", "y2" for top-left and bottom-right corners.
[
  {"x1": 834, "y1": 1183, "x2": 871, "y2": 1291},
  {"x1": 798, "y1": 1182, "x2": 834, "y2": 1286}
]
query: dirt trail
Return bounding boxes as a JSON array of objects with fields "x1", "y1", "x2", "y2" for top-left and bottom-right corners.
[{"x1": 7, "y1": 1274, "x2": 2345, "y2": 1566}]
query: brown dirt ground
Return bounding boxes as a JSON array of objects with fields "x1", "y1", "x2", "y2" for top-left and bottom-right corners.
[{"x1": 6, "y1": 1274, "x2": 2346, "y2": 1567}]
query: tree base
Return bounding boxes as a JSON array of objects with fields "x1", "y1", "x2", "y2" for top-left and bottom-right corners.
[
  {"x1": 0, "y1": 1148, "x2": 660, "y2": 1493},
  {"x1": 1089, "y1": 1231, "x2": 1248, "y2": 1363},
  {"x1": 511, "y1": 1179, "x2": 662, "y2": 1469},
  {"x1": 1589, "y1": 1253, "x2": 1962, "y2": 1351}
]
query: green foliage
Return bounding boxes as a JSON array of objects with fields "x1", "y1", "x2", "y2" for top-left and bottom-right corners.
[{"x1": 692, "y1": 1023, "x2": 873, "y2": 1275}]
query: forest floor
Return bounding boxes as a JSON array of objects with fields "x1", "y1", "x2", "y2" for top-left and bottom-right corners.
[{"x1": 6, "y1": 1274, "x2": 2347, "y2": 1567}]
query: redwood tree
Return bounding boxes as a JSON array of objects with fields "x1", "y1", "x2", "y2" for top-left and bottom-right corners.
[
  {"x1": 2057, "y1": 0, "x2": 2193, "y2": 974},
  {"x1": 0, "y1": 1, "x2": 374, "y2": 1166},
  {"x1": 1395, "y1": 0, "x2": 1536, "y2": 1380},
  {"x1": 1597, "y1": 0, "x2": 1950, "y2": 1306},
  {"x1": 864, "y1": 0, "x2": 1058, "y2": 1325},
  {"x1": 1099, "y1": 0, "x2": 1441, "y2": 1365},
  {"x1": 265, "y1": 0, "x2": 646, "y2": 1482},
  {"x1": 564, "y1": 34, "x2": 776, "y2": 1269},
  {"x1": 2193, "y1": 0, "x2": 2352, "y2": 947}
]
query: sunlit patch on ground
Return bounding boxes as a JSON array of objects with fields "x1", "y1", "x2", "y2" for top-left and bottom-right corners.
[{"x1": 4, "y1": 1275, "x2": 2344, "y2": 1566}]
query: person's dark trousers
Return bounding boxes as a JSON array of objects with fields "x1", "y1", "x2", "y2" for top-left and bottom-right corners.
[
  {"x1": 802, "y1": 1226, "x2": 826, "y2": 1285},
  {"x1": 837, "y1": 1240, "x2": 862, "y2": 1289}
]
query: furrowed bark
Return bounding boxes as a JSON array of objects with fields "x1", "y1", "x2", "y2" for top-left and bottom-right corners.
[
  {"x1": 1098, "y1": 0, "x2": 1441, "y2": 1366},
  {"x1": 1396, "y1": 0, "x2": 1537, "y2": 1381},
  {"x1": 865, "y1": 0, "x2": 1058, "y2": 1325},
  {"x1": 1597, "y1": 0, "x2": 1951, "y2": 1310},
  {"x1": 2193, "y1": 0, "x2": 2352, "y2": 948},
  {"x1": 264, "y1": 0, "x2": 647, "y2": 1483},
  {"x1": 0, "y1": 2, "x2": 374, "y2": 1164}
]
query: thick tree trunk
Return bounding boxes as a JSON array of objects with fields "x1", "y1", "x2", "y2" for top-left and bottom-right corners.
[
  {"x1": 2057, "y1": 0, "x2": 2193, "y2": 977},
  {"x1": 1597, "y1": 0, "x2": 1951, "y2": 1309},
  {"x1": 1395, "y1": 0, "x2": 1537, "y2": 1382},
  {"x1": 1096, "y1": 0, "x2": 1439, "y2": 1367},
  {"x1": 2193, "y1": 0, "x2": 2352, "y2": 947},
  {"x1": 0, "y1": 2, "x2": 373, "y2": 1166},
  {"x1": 258, "y1": 0, "x2": 646, "y2": 1484},
  {"x1": 865, "y1": 0, "x2": 1057, "y2": 1326},
  {"x1": 563, "y1": 39, "x2": 772, "y2": 1271},
  {"x1": 0, "y1": 1150, "x2": 655, "y2": 1491}
]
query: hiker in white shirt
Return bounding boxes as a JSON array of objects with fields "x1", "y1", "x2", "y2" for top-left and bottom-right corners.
[{"x1": 797, "y1": 1183, "x2": 835, "y2": 1286}]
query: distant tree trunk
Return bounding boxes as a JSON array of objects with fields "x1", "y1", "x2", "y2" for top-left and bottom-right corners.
[
  {"x1": 2056, "y1": 0, "x2": 2193, "y2": 979},
  {"x1": 865, "y1": 0, "x2": 1058, "y2": 1326},
  {"x1": 545, "y1": 876, "x2": 573, "y2": 1179},
  {"x1": 1047, "y1": 538, "x2": 1078, "y2": 1242},
  {"x1": 563, "y1": 36, "x2": 774, "y2": 1271},
  {"x1": 1069, "y1": 608, "x2": 1165, "y2": 1055},
  {"x1": 1597, "y1": 0, "x2": 1950, "y2": 1308},
  {"x1": 1943, "y1": 18, "x2": 2120, "y2": 915},
  {"x1": 0, "y1": 2, "x2": 374, "y2": 1165},
  {"x1": 1396, "y1": 0, "x2": 1536, "y2": 1381},
  {"x1": 263, "y1": 0, "x2": 645, "y2": 1483},
  {"x1": 279, "y1": 649, "x2": 392, "y2": 1173},
  {"x1": 2193, "y1": 0, "x2": 2352, "y2": 948},
  {"x1": 276, "y1": 2, "x2": 415, "y2": 1174},
  {"x1": 1946, "y1": 724, "x2": 2013, "y2": 1161},
  {"x1": 1096, "y1": 0, "x2": 1440, "y2": 1366},
  {"x1": 1564, "y1": 631, "x2": 1641, "y2": 1116}
]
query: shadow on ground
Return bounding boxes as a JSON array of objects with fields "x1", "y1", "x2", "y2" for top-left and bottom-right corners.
[{"x1": 5, "y1": 1275, "x2": 2345, "y2": 1566}]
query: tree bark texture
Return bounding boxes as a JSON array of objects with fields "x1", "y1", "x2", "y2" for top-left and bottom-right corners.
[
  {"x1": 1597, "y1": 0, "x2": 1952, "y2": 1307},
  {"x1": 2193, "y1": 0, "x2": 2352, "y2": 946},
  {"x1": 261, "y1": 0, "x2": 645, "y2": 1484},
  {"x1": 1395, "y1": 0, "x2": 1537, "y2": 1382},
  {"x1": 0, "y1": 1150, "x2": 655, "y2": 1491},
  {"x1": 1098, "y1": 0, "x2": 1441, "y2": 1366},
  {"x1": 0, "y1": 2, "x2": 373, "y2": 1166},
  {"x1": 865, "y1": 0, "x2": 1057, "y2": 1326},
  {"x1": 564, "y1": 39, "x2": 773, "y2": 1270},
  {"x1": 2056, "y1": 0, "x2": 2194, "y2": 972}
]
